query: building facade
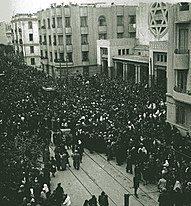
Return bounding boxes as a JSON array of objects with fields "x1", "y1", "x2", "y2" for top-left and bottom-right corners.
[
  {"x1": 0, "y1": 22, "x2": 12, "y2": 45},
  {"x1": 11, "y1": 14, "x2": 41, "y2": 68},
  {"x1": 167, "y1": 2, "x2": 191, "y2": 134},
  {"x1": 37, "y1": 3, "x2": 137, "y2": 78},
  {"x1": 97, "y1": 2, "x2": 169, "y2": 87}
]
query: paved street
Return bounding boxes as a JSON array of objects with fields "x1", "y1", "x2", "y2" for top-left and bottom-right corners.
[{"x1": 50, "y1": 147, "x2": 159, "y2": 206}]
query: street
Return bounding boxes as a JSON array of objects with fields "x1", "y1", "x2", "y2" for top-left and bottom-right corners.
[{"x1": 50, "y1": 147, "x2": 159, "y2": 206}]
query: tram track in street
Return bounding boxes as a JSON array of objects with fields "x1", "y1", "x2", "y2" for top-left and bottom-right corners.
[
  {"x1": 84, "y1": 150, "x2": 159, "y2": 206},
  {"x1": 68, "y1": 165, "x2": 118, "y2": 206}
]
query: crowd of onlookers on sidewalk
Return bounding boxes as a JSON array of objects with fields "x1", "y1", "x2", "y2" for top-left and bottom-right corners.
[{"x1": 1, "y1": 46, "x2": 191, "y2": 205}]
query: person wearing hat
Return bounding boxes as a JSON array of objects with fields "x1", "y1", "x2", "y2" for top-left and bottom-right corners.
[
  {"x1": 55, "y1": 183, "x2": 64, "y2": 204},
  {"x1": 98, "y1": 191, "x2": 109, "y2": 206},
  {"x1": 133, "y1": 174, "x2": 140, "y2": 198},
  {"x1": 72, "y1": 150, "x2": 81, "y2": 170},
  {"x1": 158, "y1": 188, "x2": 168, "y2": 206}
]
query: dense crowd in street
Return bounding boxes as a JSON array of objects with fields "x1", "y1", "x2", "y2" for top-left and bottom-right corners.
[{"x1": 0, "y1": 46, "x2": 191, "y2": 205}]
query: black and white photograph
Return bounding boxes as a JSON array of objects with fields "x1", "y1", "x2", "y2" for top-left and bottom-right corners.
[{"x1": 0, "y1": 0, "x2": 191, "y2": 205}]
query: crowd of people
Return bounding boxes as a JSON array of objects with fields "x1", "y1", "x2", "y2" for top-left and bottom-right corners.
[{"x1": 0, "y1": 45, "x2": 191, "y2": 205}]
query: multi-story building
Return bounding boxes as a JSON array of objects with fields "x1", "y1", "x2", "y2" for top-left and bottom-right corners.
[
  {"x1": 97, "y1": 2, "x2": 169, "y2": 88},
  {"x1": 167, "y1": 2, "x2": 191, "y2": 134},
  {"x1": 11, "y1": 13, "x2": 41, "y2": 68},
  {"x1": 0, "y1": 22, "x2": 12, "y2": 45},
  {"x1": 37, "y1": 3, "x2": 137, "y2": 78}
]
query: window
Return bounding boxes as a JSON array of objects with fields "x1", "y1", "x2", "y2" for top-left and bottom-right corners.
[
  {"x1": 67, "y1": 52, "x2": 73, "y2": 62},
  {"x1": 176, "y1": 70, "x2": 187, "y2": 92},
  {"x1": 58, "y1": 35, "x2": 63, "y2": 45},
  {"x1": 57, "y1": 17, "x2": 62, "y2": 28},
  {"x1": 161, "y1": 55, "x2": 164, "y2": 62},
  {"x1": 80, "y1": 17, "x2": 87, "y2": 27},
  {"x1": 40, "y1": 50, "x2": 43, "y2": 57},
  {"x1": 66, "y1": 35, "x2": 72, "y2": 45},
  {"x1": 117, "y1": 33, "x2": 123, "y2": 38},
  {"x1": 45, "y1": 51, "x2": 48, "y2": 58},
  {"x1": 101, "y1": 48, "x2": 108, "y2": 55},
  {"x1": 49, "y1": 35, "x2": 52, "y2": 45},
  {"x1": 53, "y1": 35, "x2": 57, "y2": 45},
  {"x1": 126, "y1": 49, "x2": 129, "y2": 55},
  {"x1": 48, "y1": 18, "x2": 50, "y2": 29},
  {"x1": 29, "y1": 34, "x2": 33, "y2": 41},
  {"x1": 176, "y1": 105, "x2": 186, "y2": 125},
  {"x1": 60, "y1": 52, "x2": 64, "y2": 60},
  {"x1": 55, "y1": 51, "x2": 57, "y2": 60},
  {"x1": 82, "y1": 51, "x2": 89, "y2": 61},
  {"x1": 164, "y1": 54, "x2": 167, "y2": 62},
  {"x1": 28, "y1": 21, "x2": 32, "y2": 29},
  {"x1": 129, "y1": 15, "x2": 136, "y2": 24},
  {"x1": 138, "y1": 52, "x2": 141, "y2": 55},
  {"x1": 98, "y1": 16, "x2": 106, "y2": 26},
  {"x1": 39, "y1": 35, "x2": 42, "y2": 43},
  {"x1": 30, "y1": 46, "x2": 34, "y2": 53},
  {"x1": 38, "y1": 20, "x2": 41, "y2": 28},
  {"x1": 122, "y1": 49, "x2": 125, "y2": 55},
  {"x1": 117, "y1": 16, "x2": 123, "y2": 26},
  {"x1": 179, "y1": 2, "x2": 189, "y2": 11},
  {"x1": 31, "y1": 58, "x2": 35, "y2": 65},
  {"x1": 99, "y1": 33, "x2": 107, "y2": 40},
  {"x1": 178, "y1": 29, "x2": 188, "y2": 54},
  {"x1": 118, "y1": 49, "x2": 121, "y2": 55},
  {"x1": 81, "y1": 34, "x2": 88, "y2": 44},
  {"x1": 65, "y1": 17, "x2": 71, "y2": 27},
  {"x1": 50, "y1": 52, "x2": 53, "y2": 62},
  {"x1": 157, "y1": 54, "x2": 160, "y2": 61},
  {"x1": 42, "y1": 19, "x2": 46, "y2": 28},
  {"x1": 52, "y1": 18, "x2": 55, "y2": 28},
  {"x1": 44, "y1": 35, "x2": 47, "y2": 44}
]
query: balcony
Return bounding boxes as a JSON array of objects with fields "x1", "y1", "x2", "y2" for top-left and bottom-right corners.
[
  {"x1": 176, "y1": 4, "x2": 191, "y2": 23},
  {"x1": 128, "y1": 24, "x2": 136, "y2": 33},
  {"x1": 98, "y1": 26, "x2": 107, "y2": 33},
  {"x1": 117, "y1": 26, "x2": 124, "y2": 33},
  {"x1": 54, "y1": 59, "x2": 73, "y2": 67},
  {"x1": 80, "y1": 27, "x2": 88, "y2": 34},
  {"x1": 65, "y1": 27, "x2": 72, "y2": 34},
  {"x1": 174, "y1": 49, "x2": 189, "y2": 70},
  {"x1": 66, "y1": 45, "x2": 73, "y2": 51},
  {"x1": 57, "y1": 28, "x2": 63, "y2": 34},
  {"x1": 41, "y1": 57, "x2": 48, "y2": 64},
  {"x1": 81, "y1": 44, "x2": 89, "y2": 51},
  {"x1": 173, "y1": 88, "x2": 191, "y2": 104}
]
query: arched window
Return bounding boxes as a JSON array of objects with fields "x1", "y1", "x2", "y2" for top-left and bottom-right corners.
[{"x1": 98, "y1": 16, "x2": 106, "y2": 26}]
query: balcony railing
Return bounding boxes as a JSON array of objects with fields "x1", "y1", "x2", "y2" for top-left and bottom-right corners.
[
  {"x1": 42, "y1": 41, "x2": 47, "y2": 45},
  {"x1": 54, "y1": 59, "x2": 65, "y2": 63},
  {"x1": 41, "y1": 56, "x2": 48, "y2": 59},
  {"x1": 174, "y1": 85, "x2": 187, "y2": 93},
  {"x1": 174, "y1": 49, "x2": 189, "y2": 54}
]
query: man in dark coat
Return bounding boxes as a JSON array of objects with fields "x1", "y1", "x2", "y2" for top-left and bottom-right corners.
[
  {"x1": 98, "y1": 191, "x2": 109, "y2": 206},
  {"x1": 72, "y1": 150, "x2": 81, "y2": 170},
  {"x1": 133, "y1": 175, "x2": 140, "y2": 198},
  {"x1": 55, "y1": 183, "x2": 64, "y2": 204}
]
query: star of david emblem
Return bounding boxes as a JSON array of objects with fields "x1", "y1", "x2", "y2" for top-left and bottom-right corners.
[{"x1": 149, "y1": 2, "x2": 168, "y2": 39}]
